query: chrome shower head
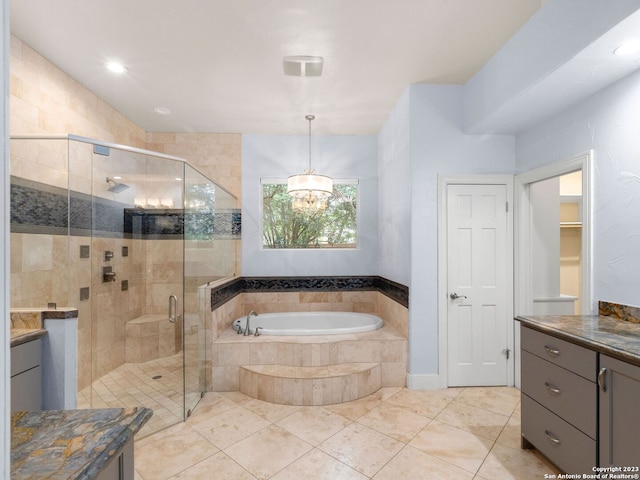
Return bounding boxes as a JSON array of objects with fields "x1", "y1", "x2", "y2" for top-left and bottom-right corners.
[{"x1": 106, "y1": 177, "x2": 130, "y2": 193}]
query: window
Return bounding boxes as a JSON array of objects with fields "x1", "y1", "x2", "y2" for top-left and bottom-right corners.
[{"x1": 262, "y1": 179, "x2": 358, "y2": 249}]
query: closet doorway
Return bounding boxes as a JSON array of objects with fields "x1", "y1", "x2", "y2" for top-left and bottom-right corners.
[
  {"x1": 529, "y1": 170, "x2": 583, "y2": 315},
  {"x1": 514, "y1": 152, "x2": 593, "y2": 386}
]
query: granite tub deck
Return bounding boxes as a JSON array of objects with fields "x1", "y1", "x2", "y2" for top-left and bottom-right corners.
[
  {"x1": 515, "y1": 314, "x2": 640, "y2": 366},
  {"x1": 212, "y1": 322, "x2": 407, "y2": 405},
  {"x1": 11, "y1": 407, "x2": 152, "y2": 479}
]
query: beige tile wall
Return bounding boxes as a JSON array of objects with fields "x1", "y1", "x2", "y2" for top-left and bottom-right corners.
[
  {"x1": 146, "y1": 132, "x2": 243, "y2": 276},
  {"x1": 10, "y1": 36, "x2": 147, "y2": 147},
  {"x1": 146, "y1": 133, "x2": 242, "y2": 201}
]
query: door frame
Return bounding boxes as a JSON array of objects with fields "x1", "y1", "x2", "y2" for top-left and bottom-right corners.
[
  {"x1": 437, "y1": 175, "x2": 514, "y2": 388},
  {"x1": 513, "y1": 151, "x2": 593, "y2": 387}
]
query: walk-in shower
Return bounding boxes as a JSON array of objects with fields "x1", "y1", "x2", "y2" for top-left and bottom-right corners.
[{"x1": 10, "y1": 135, "x2": 239, "y2": 437}]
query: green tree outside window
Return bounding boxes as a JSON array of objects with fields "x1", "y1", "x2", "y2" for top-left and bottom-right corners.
[{"x1": 262, "y1": 182, "x2": 358, "y2": 249}]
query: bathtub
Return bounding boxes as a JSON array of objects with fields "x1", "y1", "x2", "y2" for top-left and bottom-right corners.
[{"x1": 232, "y1": 311, "x2": 383, "y2": 336}]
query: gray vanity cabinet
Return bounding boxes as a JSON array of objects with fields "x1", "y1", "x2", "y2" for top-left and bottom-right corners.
[
  {"x1": 96, "y1": 441, "x2": 134, "y2": 480},
  {"x1": 520, "y1": 326, "x2": 597, "y2": 473},
  {"x1": 599, "y1": 354, "x2": 640, "y2": 467},
  {"x1": 10, "y1": 339, "x2": 42, "y2": 411}
]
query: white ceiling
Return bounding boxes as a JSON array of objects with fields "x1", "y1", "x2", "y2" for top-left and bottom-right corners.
[{"x1": 9, "y1": 0, "x2": 546, "y2": 135}]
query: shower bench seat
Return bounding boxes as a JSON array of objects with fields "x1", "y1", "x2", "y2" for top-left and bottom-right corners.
[{"x1": 125, "y1": 314, "x2": 180, "y2": 363}]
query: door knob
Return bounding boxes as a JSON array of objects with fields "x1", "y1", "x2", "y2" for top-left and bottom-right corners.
[{"x1": 450, "y1": 293, "x2": 467, "y2": 300}]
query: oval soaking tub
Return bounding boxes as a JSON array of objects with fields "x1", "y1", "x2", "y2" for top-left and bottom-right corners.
[{"x1": 232, "y1": 311, "x2": 383, "y2": 336}]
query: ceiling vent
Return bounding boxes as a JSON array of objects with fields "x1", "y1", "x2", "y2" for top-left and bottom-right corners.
[{"x1": 283, "y1": 55, "x2": 324, "y2": 77}]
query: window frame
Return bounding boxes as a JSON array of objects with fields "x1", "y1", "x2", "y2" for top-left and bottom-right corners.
[{"x1": 260, "y1": 177, "x2": 360, "y2": 250}]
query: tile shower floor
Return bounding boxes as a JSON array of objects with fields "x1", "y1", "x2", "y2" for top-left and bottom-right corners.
[
  {"x1": 133, "y1": 386, "x2": 559, "y2": 479},
  {"x1": 78, "y1": 353, "x2": 184, "y2": 437}
]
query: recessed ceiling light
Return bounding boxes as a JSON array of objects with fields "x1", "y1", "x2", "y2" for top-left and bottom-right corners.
[
  {"x1": 175, "y1": 177, "x2": 182, "y2": 181},
  {"x1": 105, "y1": 61, "x2": 127, "y2": 74},
  {"x1": 154, "y1": 107, "x2": 172, "y2": 115},
  {"x1": 614, "y1": 40, "x2": 640, "y2": 56},
  {"x1": 113, "y1": 176, "x2": 122, "y2": 180}
]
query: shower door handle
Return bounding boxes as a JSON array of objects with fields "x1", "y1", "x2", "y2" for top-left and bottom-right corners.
[{"x1": 168, "y1": 295, "x2": 178, "y2": 324}]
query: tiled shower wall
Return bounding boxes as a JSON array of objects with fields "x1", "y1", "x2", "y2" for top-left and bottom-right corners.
[{"x1": 11, "y1": 229, "x2": 184, "y2": 389}]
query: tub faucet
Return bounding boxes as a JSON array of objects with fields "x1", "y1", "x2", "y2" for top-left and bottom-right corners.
[{"x1": 244, "y1": 310, "x2": 258, "y2": 336}]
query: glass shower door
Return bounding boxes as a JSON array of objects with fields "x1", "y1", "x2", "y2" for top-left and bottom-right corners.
[
  {"x1": 183, "y1": 165, "x2": 213, "y2": 417},
  {"x1": 90, "y1": 143, "x2": 185, "y2": 435}
]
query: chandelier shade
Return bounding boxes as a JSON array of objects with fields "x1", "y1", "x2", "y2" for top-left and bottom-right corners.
[
  {"x1": 287, "y1": 114, "x2": 333, "y2": 213},
  {"x1": 287, "y1": 173, "x2": 333, "y2": 198}
]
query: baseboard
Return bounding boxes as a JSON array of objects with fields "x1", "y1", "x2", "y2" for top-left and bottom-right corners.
[{"x1": 406, "y1": 373, "x2": 441, "y2": 390}]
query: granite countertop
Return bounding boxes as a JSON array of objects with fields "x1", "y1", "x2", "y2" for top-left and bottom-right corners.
[
  {"x1": 11, "y1": 407, "x2": 153, "y2": 480},
  {"x1": 10, "y1": 328, "x2": 48, "y2": 347},
  {"x1": 516, "y1": 314, "x2": 640, "y2": 367}
]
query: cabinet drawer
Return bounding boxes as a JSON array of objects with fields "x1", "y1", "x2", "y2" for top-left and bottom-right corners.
[
  {"x1": 521, "y1": 395, "x2": 596, "y2": 474},
  {"x1": 11, "y1": 339, "x2": 41, "y2": 377},
  {"x1": 521, "y1": 350, "x2": 596, "y2": 438},
  {"x1": 11, "y1": 365, "x2": 42, "y2": 411},
  {"x1": 521, "y1": 326, "x2": 596, "y2": 380}
]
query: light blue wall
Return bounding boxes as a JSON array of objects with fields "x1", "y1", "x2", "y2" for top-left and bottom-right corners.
[
  {"x1": 240, "y1": 2, "x2": 640, "y2": 384},
  {"x1": 241, "y1": 134, "x2": 378, "y2": 276},
  {"x1": 463, "y1": 0, "x2": 640, "y2": 134},
  {"x1": 406, "y1": 84, "x2": 515, "y2": 380},
  {"x1": 377, "y1": 88, "x2": 411, "y2": 286},
  {"x1": 516, "y1": 68, "x2": 640, "y2": 309}
]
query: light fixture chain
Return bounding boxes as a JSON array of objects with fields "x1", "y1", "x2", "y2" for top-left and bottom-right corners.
[{"x1": 306, "y1": 114, "x2": 315, "y2": 172}]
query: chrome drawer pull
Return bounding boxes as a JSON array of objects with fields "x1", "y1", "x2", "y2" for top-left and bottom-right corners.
[
  {"x1": 545, "y1": 430, "x2": 561, "y2": 446},
  {"x1": 544, "y1": 382, "x2": 561, "y2": 396},
  {"x1": 544, "y1": 345, "x2": 560, "y2": 357},
  {"x1": 598, "y1": 367, "x2": 607, "y2": 392}
]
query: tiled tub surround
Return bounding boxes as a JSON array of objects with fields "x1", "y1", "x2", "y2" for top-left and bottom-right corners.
[
  {"x1": 206, "y1": 277, "x2": 409, "y2": 403},
  {"x1": 215, "y1": 322, "x2": 407, "y2": 405},
  {"x1": 209, "y1": 276, "x2": 409, "y2": 338}
]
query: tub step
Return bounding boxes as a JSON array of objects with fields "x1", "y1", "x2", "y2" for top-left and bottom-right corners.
[{"x1": 239, "y1": 362, "x2": 381, "y2": 406}]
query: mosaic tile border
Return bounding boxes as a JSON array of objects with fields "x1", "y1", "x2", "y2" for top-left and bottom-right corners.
[
  {"x1": 210, "y1": 276, "x2": 409, "y2": 310},
  {"x1": 11, "y1": 176, "x2": 240, "y2": 239},
  {"x1": 598, "y1": 301, "x2": 640, "y2": 324}
]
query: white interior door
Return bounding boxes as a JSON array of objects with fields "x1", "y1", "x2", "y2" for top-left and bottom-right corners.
[{"x1": 447, "y1": 184, "x2": 509, "y2": 386}]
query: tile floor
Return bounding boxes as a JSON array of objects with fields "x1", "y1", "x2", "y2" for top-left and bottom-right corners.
[
  {"x1": 77, "y1": 353, "x2": 186, "y2": 437},
  {"x1": 134, "y1": 386, "x2": 560, "y2": 479}
]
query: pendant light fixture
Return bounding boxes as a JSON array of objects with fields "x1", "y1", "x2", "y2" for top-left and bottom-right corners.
[{"x1": 287, "y1": 114, "x2": 333, "y2": 213}]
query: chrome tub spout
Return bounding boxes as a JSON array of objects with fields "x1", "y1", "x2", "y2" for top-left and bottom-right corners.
[{"x1": 244, "y1": 310, "x2": 258, "y2": 336}]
